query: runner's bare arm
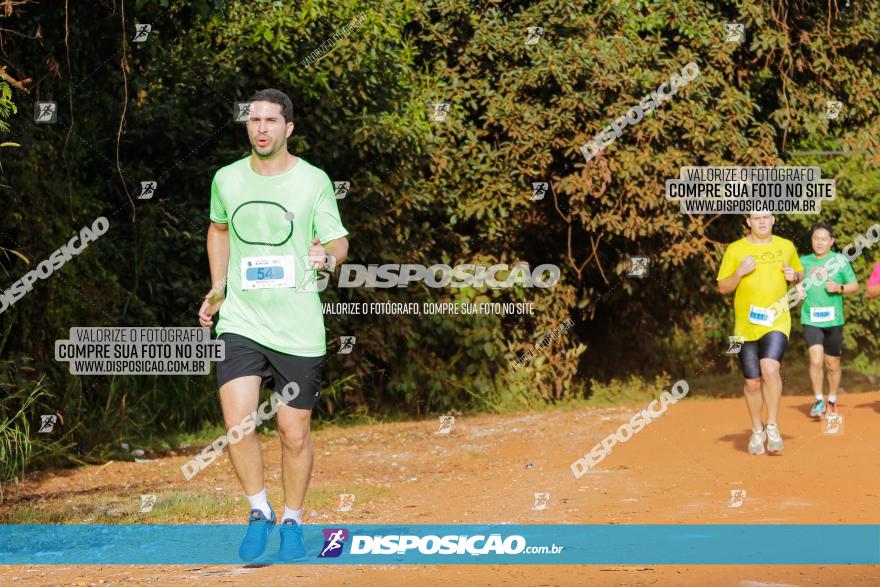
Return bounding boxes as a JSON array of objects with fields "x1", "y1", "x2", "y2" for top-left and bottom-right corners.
[
  {"x1": 867, "y1": 284, "x2": 880, "y2": 298},
  {"x1": 207, "y1": 222, "x2": 230, "y2": 302},
  {"x1": 717, "y1": 273, "x2": 740, "y2": 295},
  {"x1": 839, "y1": 280, "x2": 859, "y2": 295},
  {"x1": 717, "y1": 256, "x2": 755, "y2": 295},
  {"x1": 322, "y1": 236, "x2": 349, "y2": 266}
]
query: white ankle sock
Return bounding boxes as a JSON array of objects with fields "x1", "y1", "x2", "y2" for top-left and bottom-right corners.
[
  {"x1": 815, "y1": 394, "x2": 824, "y2": 401},
  {"x1": 828, "y1": 395, "x2": 837, "y2": 403},
  {"x1": 281, "y1": 506, "x2": 304, "y2": 525},
  {"x1": 246, "y1": 488, "x2": 272, "y2": 518}
]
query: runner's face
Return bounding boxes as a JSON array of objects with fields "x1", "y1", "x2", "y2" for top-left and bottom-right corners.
[
  {"x1": 246, "y1": 101, "x2": 293, "y2": 158},
  {"x1": 811, "y1": 228, "x2": 833, "y2": 256},
  {"x1": 746, "y1": 213, "x2": 773, "y2": 238}
]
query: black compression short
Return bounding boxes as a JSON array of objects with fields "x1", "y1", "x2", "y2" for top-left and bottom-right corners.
[
  {"x1": 803, "y1": 324, "x2": 843, "y2": 357},
  {"x1": 216, "y1": 333, "x2": 325, "y2": 409},
  {"x1": 738, "y1": 331, "x2": 788, "y2": 380}
]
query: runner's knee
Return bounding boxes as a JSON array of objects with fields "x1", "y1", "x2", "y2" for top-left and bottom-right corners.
[
  {"x1": 743, "y1": 378, "x2": 762, "y2": 394},
  {"x1": 824, "y1": 356, "x2": 841, "y2": 371},
  {"x1": 278, "y1": 425, "x2": 311, "y2": 453},
  {"x1": 759, "y1": 358, "x2": 781, "y2": 379},
  {"x1": 223, "y1": 411, "x2": 254, "y2": 433}
]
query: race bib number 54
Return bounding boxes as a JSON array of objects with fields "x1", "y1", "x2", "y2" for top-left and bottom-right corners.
[{"x1": 241, "y1": 256, "x2": 295, "y2": 290}]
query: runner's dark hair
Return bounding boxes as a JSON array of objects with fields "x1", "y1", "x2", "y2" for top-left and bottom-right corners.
[
  {"x1": 811, "y1": 222, "x2": 835, "y2": 238},
  {"x1": 248, "y1": 88, "x2": 294, "y2": 124}
]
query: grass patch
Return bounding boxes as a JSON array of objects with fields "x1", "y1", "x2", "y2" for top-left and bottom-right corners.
[
  {"x1": 0, "y1": 490, "x2": 242, "y2": 524},
  {"x1": 1, "y1": 484, "x2": 391, "y2": 525},
  {"x1": 116, "y1": 407, "x2": 418, "y2": 458}
]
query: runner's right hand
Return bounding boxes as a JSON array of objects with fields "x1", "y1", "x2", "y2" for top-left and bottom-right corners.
[
  {"x1": 736, "y1": 256, "x2": 756, "y2": 277},
  {"x1": 198, "y1": 289, "x2": 225, "y2": 327}
]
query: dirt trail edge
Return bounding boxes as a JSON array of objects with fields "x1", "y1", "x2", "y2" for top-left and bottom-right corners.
[{"x1": 3, "y1": 391, "x2": 880, "y2": 586}]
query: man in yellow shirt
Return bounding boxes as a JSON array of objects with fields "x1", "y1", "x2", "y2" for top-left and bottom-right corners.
[{"x1": 717, "y1": 213, "x2": 804, "y2": 455}]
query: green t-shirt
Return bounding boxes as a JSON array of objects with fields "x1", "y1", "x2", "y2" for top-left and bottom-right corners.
[
  {"x1": 209, "y1": 156, "x2": 348, "y2": 356},
  {"x1": 799, "y1": 252, "x2": 856, "y2": 328}
]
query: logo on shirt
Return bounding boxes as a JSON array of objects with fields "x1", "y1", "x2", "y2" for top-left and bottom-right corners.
[
  {"x1": 230, "y1": 201, "x2": 294, "y2": 246},
  {"x1": 755, "y1": 249, "x2": 783, "y2": 264}
]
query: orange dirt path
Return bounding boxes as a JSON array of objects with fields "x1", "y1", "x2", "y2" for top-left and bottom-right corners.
[{"x1": 3, "y1": 390, "x2": 880, "y2": 585}]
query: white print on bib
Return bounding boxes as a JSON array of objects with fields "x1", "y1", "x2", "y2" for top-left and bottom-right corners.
[
  {"x1": 748, "y1": 305, "x2": 775, "y2": 327},
  {"x1": 241, "y1": 256, "x2": 295, "y2": 289},
  {"x1": 810, "y1": 306, "x2": 835, "y2": 323}
]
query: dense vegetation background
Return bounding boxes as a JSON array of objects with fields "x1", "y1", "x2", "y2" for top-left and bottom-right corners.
[{"x1": 0, "y1": 0, "x2": 878, "y2": 480}]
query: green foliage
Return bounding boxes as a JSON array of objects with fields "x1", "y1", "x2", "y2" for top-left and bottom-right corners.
[
  {"x1": 0, "y1": 374, "x2": 41, "y2": 483},
  {"x1": 0, "y1": 81, "x2": 16, "y2": 133},
  {"x1": 0, "y1": 0, "x2": 878, "y2": 474},
  {"x1": 587, "y1": 372, "x2": 674, "y2": 405}
]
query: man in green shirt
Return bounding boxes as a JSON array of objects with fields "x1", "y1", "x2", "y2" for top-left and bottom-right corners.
[
  {"x1": 798, "y1": 223, "x2": 858, "y2": 418},
  {"x1": 197, "y1": 89, "x2": 349, "y2": 561}
]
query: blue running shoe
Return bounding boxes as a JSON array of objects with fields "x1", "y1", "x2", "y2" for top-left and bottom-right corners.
[
  {"x1": 810, "y1": 398, "x2": 826, "y2": 417},
  {"x1": 827, "y1": 401, "x2": 838, "y2": 417},
  {"x1": 239, "y1": 508, "x2": 275, "y2": 561},
  {"x1": 279, "y1": 519, "x2": 308, "y2": 561}
]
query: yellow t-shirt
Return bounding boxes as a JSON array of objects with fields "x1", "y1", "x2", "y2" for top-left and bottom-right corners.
[{"x1": 716, "y1": 236, "x2": 803, "y2": 341}]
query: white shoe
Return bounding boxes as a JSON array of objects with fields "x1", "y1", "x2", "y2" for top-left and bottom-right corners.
[
  {"x1": 748, "y1": 429, "x2": 766, "y2": 455},
  {"x1": 766, "y1": 424, "x2": 783, "y2": 453}
]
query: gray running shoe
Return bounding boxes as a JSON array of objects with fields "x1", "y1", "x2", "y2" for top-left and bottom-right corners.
[
  {"x1": 766, "y1": 424, "x2": 783, "y2": 453},
  {"x1": 748, "y1": 429, "x2": 766, "y2": 455}
]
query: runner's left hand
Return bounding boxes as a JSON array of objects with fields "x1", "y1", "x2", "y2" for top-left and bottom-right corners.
[
  {"x1": 825, "y1": 280, "x2": 841, "y2": 293},
  {"x1": 782, "y1": 263, "x2": 796, "y2": 282}
]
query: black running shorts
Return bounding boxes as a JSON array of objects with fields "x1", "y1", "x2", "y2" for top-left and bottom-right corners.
[
  {"x1": 216, "y1": 333, "x2": 325, "y2": 409},
  {"x1": 738, "y1": 330, "x2": 788, "y2": 380},
  {"x1": 803, "y1": 324, "x2": 843, "y2": 357}
]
